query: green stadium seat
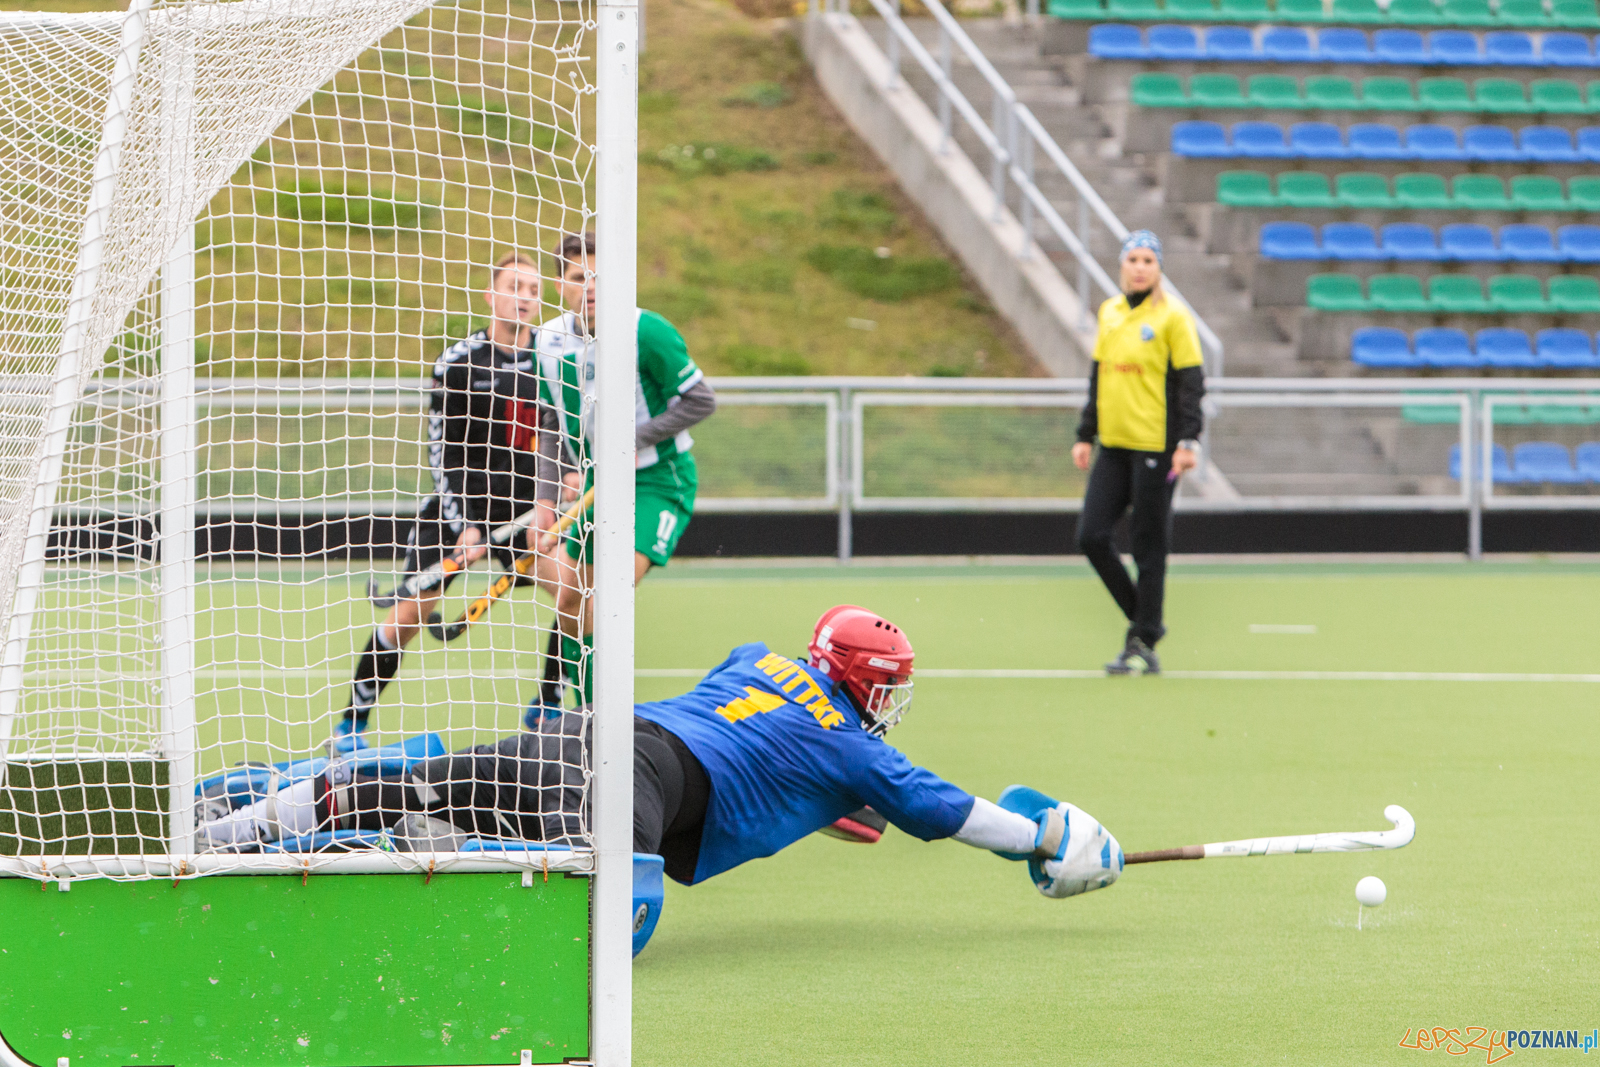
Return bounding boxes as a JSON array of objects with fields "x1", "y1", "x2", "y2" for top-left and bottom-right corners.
[
  {"x1": 1305, "y1": 76, "x2": 1359, "y2": 108},
  {"x1": 1568, "y1": 177, "x2": 1600, "y2": 211},
  {"x1": 1192, "y1": 73, "x2": 1247, "y2": 108},
  {"x1": 1220, "y1": 0, "x2": 1273, "y2": 17},
  {"x1": 1529, "y1": 79, "x2": 1587, "y2": 113},
  {"x1": 1307, "y1": 272, "x2": 1368, "y2": 309},
  {"x1": 1551, "y1": 0, "x2": 1600, "y2": 27},
  {"x1": 1428, "y1": 275, "x2": 1490, "y2": 312},
  {"x1": 1278, "y1": 171, "x2": 1336, "y2": 207},
  {"x1": 1452, "y1": 174, "x2": 1511, "y2": 209},
  {"x1": 1549, "y1": 274, "x2": 1600, "y2": 312},
  {"x1": 1107, "y1": 0, "x2": 1160, "y2": 15},
  {"x1": 1167, "y1": 0, "x2": 1221, "y2": 14},
  {"x1": 1048, "y1": 0, "x2": 1105, "y2": 15},
  {"x1": 1395, "y1": 173, "x2": 1451, "y2": 209},
  {"x1": 1217, "y1": 170, "x2": 1278, "y2": 205},
  {"x1": 1441, "y1": 0, "x2": 1495, "y2": 23},
  {"x1": 1331, "y1": 0, "x2": 1385, "y2": 20},
  {"x1": 1588, "y1": 82, "x2": 1600, "y2": 110},
  {"x1": 1248, "y1": 74, "x2": 1304, "y2": 108},
  {"x1": 1496, "y1": 0, "x2": 1551, "y2": 26},
  {"x1": 1277, "y1": 0, "x2": 1325, "y2": 20},
  {"x1": 1510, "y1": 175, "x2": 1568, "y2": 210},
  {"x1": 1528, "y1": 403, "x2": 1595, "y2": 424},
  {"x1": 1473, "y1": 78, "x2": 1532, "y2": 114},
  {"x1": 1369, "y1": 273, "x2": 1429, "y2": 310},
  {"x1": 1132, "y1": 73, "x2": 1189, "y2": 107},
  {"x1": 1336, "y1": 172, "x2": 1395, "y2": 206},
  {"x1": 1418, "y1": 78, "x2": 1472, "y2": 112},
  {"x1": 1361, "y1": 77, "x2": 1419, "y2": 110},
  {"x1": 1495, "y1": 404, "x2": 1537, "y2": 426},
  {"x1": 1388, "y1": 0, "x2": 1445, "y2": 21},
  {"x1": 1403, "y1": 401, "x2": 1462, "y2": 423},
  {"x1": 1488, "y1": 273, "x2": 1549, "y2": 311}
]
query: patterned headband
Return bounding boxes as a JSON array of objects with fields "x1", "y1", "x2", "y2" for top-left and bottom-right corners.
[{"x1": 1120, "y1": 229, "x2": 1163, "y2": 265}]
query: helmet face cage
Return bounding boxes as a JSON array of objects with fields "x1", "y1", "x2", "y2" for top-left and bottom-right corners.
[
  {"x1": 809, "y1": 605, "x2": 915, "y2": 736},
  {"x1": 860, "y1": 678, "x2": 914, "y2": 737}
]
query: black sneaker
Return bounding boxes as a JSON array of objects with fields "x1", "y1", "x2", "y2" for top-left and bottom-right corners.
[{"x1": 1105, "y1": 636, "x2": 1160, "y2": 676}]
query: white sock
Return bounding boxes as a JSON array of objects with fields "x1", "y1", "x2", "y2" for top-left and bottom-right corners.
[{"x1": 196, "y1": 777, "x2": 323, "y2": 848}]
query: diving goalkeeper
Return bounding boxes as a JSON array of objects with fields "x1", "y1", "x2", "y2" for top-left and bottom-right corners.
[{"x1": 199, "y1": 605, "x2": 1123, "y2": 905}]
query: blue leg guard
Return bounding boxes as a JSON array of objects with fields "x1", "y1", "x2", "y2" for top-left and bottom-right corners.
[
  {"x1": 330, "y1": 713, "x2": 372, "y2": 754},
  {"x1": 522, "y1": 692, "x2": 565, "y2": 731},
  {"x1": 632, "y1": 854, "x2": 665, "y2": 958}
]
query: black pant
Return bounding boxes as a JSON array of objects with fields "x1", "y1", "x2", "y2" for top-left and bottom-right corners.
[
  {"x1": 632, "y1": 719, "x2": 710, "y2": 883},
  {"x1": 1075, "y1": 446, "x2": 1177, "y2": 647}
]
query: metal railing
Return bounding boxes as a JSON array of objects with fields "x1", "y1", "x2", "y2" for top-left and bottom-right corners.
[{"x1": 811, "y1": 0, "x2": 1229, "y2": 376}]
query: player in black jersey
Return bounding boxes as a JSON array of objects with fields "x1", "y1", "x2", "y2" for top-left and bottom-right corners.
[{"x1": 335, "y1": 251, "x2": 562, "y2": 751}]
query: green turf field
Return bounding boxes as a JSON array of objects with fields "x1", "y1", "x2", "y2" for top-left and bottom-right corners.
[{"x1": 630, "y1": 560, "x2": 1600, "y2": 1067}]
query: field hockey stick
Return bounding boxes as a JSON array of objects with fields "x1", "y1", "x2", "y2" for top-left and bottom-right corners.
[
  {"x1": 427, "y1": 487, "x2": 593, "y2": 643},
  {"x1": 1123, "y1": 805, "x2": 1414, "y2": 865},
  {"x1": 368, "y1": 504, "x2": 543, "y2": 609}
]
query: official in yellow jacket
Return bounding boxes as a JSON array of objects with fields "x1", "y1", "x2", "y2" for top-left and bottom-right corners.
[{"x1": 1071, "y1": 230, "x2": 1206, "y2": 676}]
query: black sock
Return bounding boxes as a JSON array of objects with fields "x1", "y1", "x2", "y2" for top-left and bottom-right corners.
[
  {"x1": 539, "y1": 626, "x2": 564, "y2": 706},
  {"x1": 348, "y1": 632, "x2": 403, "y2": 723}
]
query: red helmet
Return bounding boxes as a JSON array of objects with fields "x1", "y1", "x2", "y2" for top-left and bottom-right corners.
[{"x1": 807, "y1": 605, "x2": 915, "y2": 736}]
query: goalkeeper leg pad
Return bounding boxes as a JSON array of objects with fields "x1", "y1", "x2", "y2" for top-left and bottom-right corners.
[
  {"x1": 997, "y1": 785, "x2": 1124, "y2": 899},
  {"x1": 633, "y1": 853, "x2": 665, "y2": 958}
]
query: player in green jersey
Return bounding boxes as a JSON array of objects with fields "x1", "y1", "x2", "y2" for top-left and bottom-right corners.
[{"x1": 527, "y1": 232, "x2": 716, "y2": 723}]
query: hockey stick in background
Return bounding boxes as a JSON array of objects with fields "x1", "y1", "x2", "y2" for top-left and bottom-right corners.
[
  {"x1": 1124, "y1": 805, "x2": 1415, "y2": 865},
  {"x1": 367, "y1": 504, "x2": 543, "y2": 609},
  {"x1": 427, "y1": 487, "x2": 593, "y2": 643}
]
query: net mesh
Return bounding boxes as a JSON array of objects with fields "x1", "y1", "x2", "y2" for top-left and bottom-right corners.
[{"x1": 0, "y1": 0, "x2": 600, "y2": 875}]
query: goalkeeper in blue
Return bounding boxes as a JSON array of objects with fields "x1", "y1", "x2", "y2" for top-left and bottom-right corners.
[{"x1": 196, "y1": 605, "x2": 1123, "y2": 948}]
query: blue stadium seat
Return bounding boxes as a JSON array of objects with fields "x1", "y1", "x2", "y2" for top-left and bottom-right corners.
[
  {"x1": 1290, "y1": 122, "x2": 1349, "y2": 158},
  {"x1": 1484, "y1": 31, "x2": 1536, "y2": 65},
  {"x1": 1416, "y1": 327, "x2": 1478, "y2": 367},
  {"x1": 1375, "y1": 29, "x2": 1428, "y2": 63},
  {"x1": 1580, "y1": 127, "x2": 1600, "y2": 161},
  {"x1": 1205, "y1": 26, "x2": 1257, "y2": 60},
  {"x1": 1172, "y1": 121, "x2": 1232, "y2": 156},
  {"x1": 1260, "y1": 221, "x2": 1321, "y2": 257},
  {"x1": 1441, "y1": 223, "x2": 1502, "y2": 260},
  {"x1": 1462, "y1": 125, "x2": 1520, "y2": 161},
  {"x1": 1381, "y1": 222, "x2": 1442, "y2": 259},
  {"x1": 1351, "y1": 124, "x2": 1406, "y2": 158},
  {"x1": 1325, "y1": 222, "x2": 1382, "y2": 258},
  {"x1": 1409, "y1": 124, "x2": 1468, "y2": 160},
  {"x1": 1449, "y1": 444, "x2": 1514, "y2": 482},
  {"x1": 1575, "y1": 442, "x2": 1600, "y2": 482},
  {"x1": 1558, "y1": 224, "x2": 1600, "y2": 261},
  {"x1": 1513, "y1": 442, "x2": 1582, "y2": 484},
  {"x1": 1520, "y1": 126, "x2": 1581, "y2": 163},
  {"x1": 1351, "y1": 327, "x2": 1418, "y2": 367},
  {"x1": 1319, "y1": 28, "x2": 1374, "y2": 62},
  {"x1": 1263, "y1": 27, "x2": 1315, "y2": 61},
  {"x1": 1536, "y1": 328, "x2": 1600, "y2": 368},
  {"x1": 1089, "y1": 24, "x2": 1147, "y2": 58},
  {"x1": 1476, "y1": 327, "x2": 1538, "y2": 367},
  {"x1": 1149, "y1": 24, "x2": 1203, "y2": 59},
  {"x1": 1501, "y1": 224, "x2": 1561, "y2": 261},
  {"x1": 1234, "y1": 121, "x2": 1292, "y2": 157},
  {"x1": 1539, "y1": 32, "x2": 1595, "y2": 66},
  {"x1": 1429, "y1": 31, "x2": 1485, "y2": 64}
]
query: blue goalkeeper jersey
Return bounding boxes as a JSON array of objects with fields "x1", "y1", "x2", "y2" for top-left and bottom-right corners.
[{"x1": 634, "y1": 642, "x2": 975, "y2": 884}]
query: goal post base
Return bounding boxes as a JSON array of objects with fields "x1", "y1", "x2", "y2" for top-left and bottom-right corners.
[{"x1": 0, "y1": 871, "x2": 590, "y2": 1067}]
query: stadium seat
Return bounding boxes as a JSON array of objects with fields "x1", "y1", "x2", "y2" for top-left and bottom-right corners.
[
  {"x1": 1246, "y1": 74, "x2": 1299, "y2": 108},
  {"x1": 1351, "y1": 326, "x2": 1418, "y2": 366},
  {"x1": 1580, "y1": 127, "x2": 1600, "y2": 161},
  {"x1": 1488, "y1": 273, "x2": 1550, "y2": 311},
  {"x1": 1264, "y1": 27, "x2": 1316, "y2": 61},
  {"x1": 1109, "y1": 0, "x2": 1160, "y2": 14},
  {"x1": 1360, "y1": 76, "x2": 1417, "y2": 110},
  {"x1": 1442, "y1": 223, "x2": 1501, "y2": 259},
  {"x1": 1409, "y1": 124, "x2": 1468, "y2": 160},
  {"x1": 1375, "y1": 29, "x2": 1429, "y2": 62},
  {"x1": 1568, "y1": 176, "x2": 1600, "y2": 209},
  {"x1": 1498, "y1": 0, "x2": 1551, "y2": 27},
  {"x1": 1169, "y1": 0, "x2": 1220, "y2": 16},
  {"x1": 1351, "y1": 123, "x2": 1407, "y2": 157},
  {"x1": 1395, "y1": 172, "x2": 1451, "y2": 207},
  {"x1": 1194, "y1": 73, "x2": 1248, "y2": 106},
  {"x1": 1337, "y1": 171, "x2": 1395, "y2": 206},
  {"x1": 1477, "y1": 327, "x2": 1539, "y2": 367},
  {"x1": 1333, "y1": 0, "x2": 1386, "y2": 23},
  {"x1": 1132, "y1": 73, "x2": 1188, "y2": 107},
  {"x1": 1371, "y1": 272, "x2": 1430, "y2": 309},
  {"x1": 1553, "y1": 0, "x2": 1600, "y2": 28},
  {"x1": 1307, "y1": 75, "x2": 1361, "y2": 108},
  {"x1": 1452, "y1": 174, "x2": 1510, "y2": 208},
  {"x1": 1220, "y1": 0, "x2": 1272, "y2": 18},
  {"x1": 1429, "y1": 273, "x2": 1490, "y2": 310},
  {"x1": 1540, "y1": 31, "x2": 1596, "y2": 65},
  {"x1": 1484, "y1": 30, "x2": 1537, "y2": 63},
  {"x1": 1513, "y1": 442, "x2": 1582, "y2": 483},
  {"x1": 1217, "y1": 170, "x2": 1277, "y2": 205},
  {"x1": 1089, "y1": 24, "x2": 1147, "y2": 58},
  {"x1": 1291, "y1": 121, "x2": 1349, "y2": 157},
  {"x1": 1205, "y1": 26, "x2": 1257, "y2": 60},
  {"x1": 1418, "y1": 77, "x2": 1471, "y2": 110},
  {"x1": 1429, "y1": 30, "x2": 1486, "y2": 64},
  {"x1": 1444, "y1": 0, "x2": 1496, "y2": 25},
  {"x1": 1383, "y1": 222, "x2": 1441, "y2": 258},
  {"x1": 1416, "y1": 327, "x2": 1478, "y2": 366},
  {"x1": 1558, "y1": 224, "x2": 1600, "y2": 261},
  {"x1": 1149, "y1": 24, "x2": 1204, "y2": 58},
  {"x1": 1325, "y1": 221, "x2": 1383, "y2": 257},
  {"x1": 1319, "y1": 28, "x2": 1375, "y2": 61},
  {"x1": 1260, "y1": 221, "x2": 1322, "y2": 257},
  {"x1": 1234, "y1": 121, "x2": 1293, "y2": 156},
  {"x1": 1520, "y1": 126, "x2": 1582, "y2": 162},
  {"x1": 1279, "y1": 170, "x2": 1337, "y2": 205},
  {"x1": 1172, "y1": 121, "x2": 1232, "y2": 156},
  {"x1": 1389, "y1": 0, "x2": 1444, "y2": 24},
  {"x1": 1510, "y1": 175, "x2": 1567, "y2": 210},
  {"x1": 1501, "y1": 224, "x2": 1560, "y2": 261},
  {"x1": 1450, "y1": 443, "x2": 1514, "y2": 483},
  {"x1": 1473, "y1": 77, "x2": 1532, "y2": 112},
  {"x1": 1549, "y1": 274, "x2": 1600, "y2": 311},
  {"x1": 1529, "y1": 78, "x2": 1588, "y2": 112},
  {"x1": 1049, "y1": 0, "x2": 1105, "y2": 15},
  {"x1": 1307, "y1": 272, "x2": 1369, "y2": 309},
  {"x1": 1537, "y1": 328, "x2": 1600, "y2": 368},
  {"x1": 1462, "y1": 124, "x2": 1518, "y2": 161},
  {"x1": 1576, "y1": 442, "x2": 1600, "y2": 481},
  {"x1": 1278, "y1": 0, "x2": 1325, "y2": 21}
]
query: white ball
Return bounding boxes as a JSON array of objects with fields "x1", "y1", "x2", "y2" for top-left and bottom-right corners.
[{"x1": 1355, "y1": 875, "x2": 1387, "y2": 908}]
